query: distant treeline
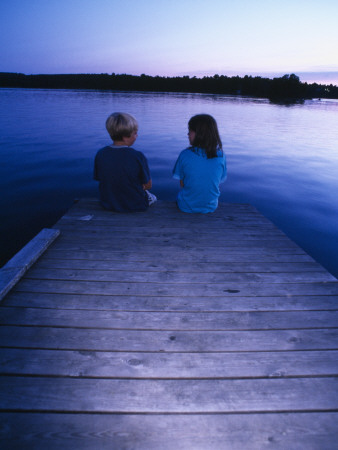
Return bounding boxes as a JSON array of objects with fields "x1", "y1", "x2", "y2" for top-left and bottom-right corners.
[{"x1": 1, "y1": 72, "x2": 338, "y2": 100}]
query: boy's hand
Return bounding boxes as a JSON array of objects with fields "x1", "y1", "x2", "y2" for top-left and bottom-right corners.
[{"x1": 143, "y1": 179, "x2": 152, "y2": 190}]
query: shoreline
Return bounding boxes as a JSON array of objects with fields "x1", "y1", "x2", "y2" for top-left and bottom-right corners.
[{"x1": 1, "y1": 72, "x2": 338, "y2": 100}]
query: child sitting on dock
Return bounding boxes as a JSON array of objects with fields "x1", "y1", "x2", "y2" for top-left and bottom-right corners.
[
  {"x1": 173, "y1": 114, "x2": 227, "y2": 213},
  {"x1": 94, "y1": 112, "x2": 157, "y2": 212}
]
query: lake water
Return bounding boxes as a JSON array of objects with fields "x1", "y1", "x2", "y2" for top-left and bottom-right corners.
[{"x1": 1, "y1": 88, "x2": 338, "y2": 278}]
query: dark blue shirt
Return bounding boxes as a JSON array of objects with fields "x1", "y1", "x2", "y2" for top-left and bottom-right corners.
[{"x1": 94, "y1": 145, "x2": 151, "y2": 212}]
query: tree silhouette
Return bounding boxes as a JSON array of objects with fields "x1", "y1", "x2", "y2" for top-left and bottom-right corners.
[{"x1": 0, "y1": 72, "x2": 337, "y2": 99}]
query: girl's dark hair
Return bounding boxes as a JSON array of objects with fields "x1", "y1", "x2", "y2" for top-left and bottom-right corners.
[{"x1": 188, "y1": 114, "x2": 222, "y2": 158}]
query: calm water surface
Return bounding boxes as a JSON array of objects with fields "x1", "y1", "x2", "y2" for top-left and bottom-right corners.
[{"x1": 1, "y1": 88, "x2": 338, "y2": 278}]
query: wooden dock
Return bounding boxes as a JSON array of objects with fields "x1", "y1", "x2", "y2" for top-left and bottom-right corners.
[{"x1": 1, "y1": 199, "x2": 338, "y2": 449}]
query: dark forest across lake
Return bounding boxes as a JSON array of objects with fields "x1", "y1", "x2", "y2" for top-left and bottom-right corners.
[{"x1": 1, "y1": 72, "x2": 338, "y2": 100}]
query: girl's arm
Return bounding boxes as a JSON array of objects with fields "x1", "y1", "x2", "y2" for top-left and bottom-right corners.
[{"x1": 180, "y1": 180, "x2": 184, "y2": 188}]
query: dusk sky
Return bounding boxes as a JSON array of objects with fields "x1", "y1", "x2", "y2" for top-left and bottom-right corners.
[{"x1": 1, "y1": 0, "x2": 338, "y2": 85}]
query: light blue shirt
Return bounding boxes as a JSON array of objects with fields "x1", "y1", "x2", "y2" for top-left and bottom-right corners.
[{"x1": 173, "y1": 147, "x2": 227, "y2": 213}]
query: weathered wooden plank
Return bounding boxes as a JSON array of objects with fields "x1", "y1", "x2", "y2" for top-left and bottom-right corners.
[
  {"x1": 53, "y1": 235, "x2": 300, "y2": 249},
  {"x1": 59, "y1": 210, "x2": 266, "y2": 221},
  {"x1": 1, "y1": 307, "x2": 338, "y2": 331},
  {"x1": 25, "y1": 267, "x2": 336, "y2": 283},
  {"x1": 1, "y1": 376, "x2": 337, "y2": 412},
  {"x1": 1, "y1": 412, "x2": 337, "y2": 450},
  {"x1": 56, "y1": 207, "x2": 280, "y2": 223},
  {"x1": 0, "y1": 228, "x2": 60, "y2": 302},
  {"x1": 50, "y1": 243, "x2": 307, "y2": 255},
  {"x1": 4, "y1": 292, "x2": 338, "y2": 312},
  {"x1": 57, "y1": 221, "x2": 282, "y2": 234},
  {"x1": 1, "y1": 326, "x2": 337, "y2": 352},
  {"x1": 1, "y1": 348, "x2": 337, "y2": 378},
  {"x1": 57, "y1": 216, "x2": 276, "y2": 228},
  {"x1": 53, "y1": 225, "x2": 288, "y2": 238},
  {"x1": 60, "y1": 200, "x2": 261, "y2": 217},
  {"x1": 57, "y1": 215, "x2": 273, "y2": 229},
  {"x1": 42, "y1": 248, "x2": 315, "y2": 262},
  {"x1": 56, "y1": 221, "x2": 285, "y2": 234},
  {"x1": 34, "y1": 258, "x2": 329, "y2": 273},
  {"x1": 13, "y1": 278, "x2": 338, "y2": 296}
]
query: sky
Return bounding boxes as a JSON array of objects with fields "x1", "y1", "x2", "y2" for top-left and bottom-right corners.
[{"x1": 1, "y1": 0, "x2": 338, "y2": 85}]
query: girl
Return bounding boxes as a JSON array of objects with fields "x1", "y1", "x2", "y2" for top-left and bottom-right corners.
[{"x1": 173, "y1": 114, "x2": 227, "y2": 213}]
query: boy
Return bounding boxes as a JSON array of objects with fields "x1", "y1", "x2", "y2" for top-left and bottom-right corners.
[{"x1": 94, "y1": 112, "x2": 156, "y2": 212}]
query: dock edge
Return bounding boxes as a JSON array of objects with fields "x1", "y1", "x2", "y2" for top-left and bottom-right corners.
[{"x1": 0, "y1": 228, "x2": 60, "y2": 302}]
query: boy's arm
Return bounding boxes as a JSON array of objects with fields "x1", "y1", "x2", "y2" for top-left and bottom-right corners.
[
  {"x1": 143, "y1": 179, "x2": 152, "y2": 190},
  {"x1": 93, "y1": 155, "x2": 98, "y2": 180}
]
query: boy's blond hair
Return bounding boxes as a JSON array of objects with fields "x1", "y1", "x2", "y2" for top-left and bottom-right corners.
[{"x1": 106, "y1": 112, "x2": 138, "y2": 141}]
